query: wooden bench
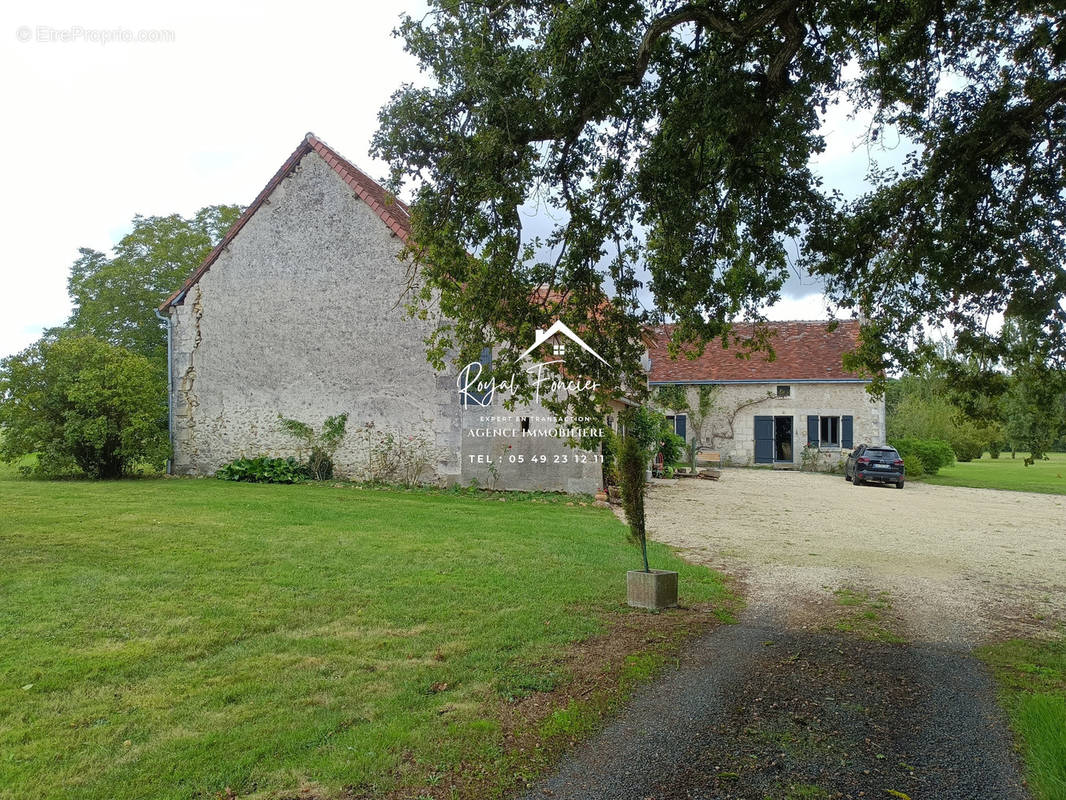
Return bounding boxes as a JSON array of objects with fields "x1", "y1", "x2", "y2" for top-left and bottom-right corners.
[
  {"x1": 695, "y1": 450, "x2": 722, "y2": 480},
  {"x1": 695, "y1": 450, "x2": 722, "y2": 469}
]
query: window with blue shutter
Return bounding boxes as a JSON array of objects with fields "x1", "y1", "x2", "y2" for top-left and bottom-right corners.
[
  {"x1": 807, "y1": 415, "x2": 820, "y2": 448},
  {"x1": 841, "y1": 415, "x2": 854, "y2": 449},
  {"x1": 461, "y1": 347, "x2": 493, "y2": 406},
  {"x1": 754, "y1": 416, "x2": 774, "y2": 463},
  {"x1": 675, "y1": 414, "x2": 687, "y2": 441}
]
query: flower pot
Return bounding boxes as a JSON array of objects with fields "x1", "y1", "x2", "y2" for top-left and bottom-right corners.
[
  {"x1": 626, "y1": 569, "x2": 678, "y2": 610},
  {"x1": 594, "y1": 490, "x2": 608, "y2": 502}
]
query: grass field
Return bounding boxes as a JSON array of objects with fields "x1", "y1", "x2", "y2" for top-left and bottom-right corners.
[
  {"x1": 920, "y1": 451, "x2": 1066, "y2": 494},
  {"x1": 978, "y1": 633, "x2": 1066, "y2": 800},
  {"x1": 0, "y1": 472, "x2": 730, "y2": 800}
]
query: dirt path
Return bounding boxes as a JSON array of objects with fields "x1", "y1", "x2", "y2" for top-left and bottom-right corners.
[
  {"x1": 520, "y1": 607, "x2": 1027, "y2": 800},
  {"x1": 520, "y1": 472, "x2": 1060, "y2": 799}
]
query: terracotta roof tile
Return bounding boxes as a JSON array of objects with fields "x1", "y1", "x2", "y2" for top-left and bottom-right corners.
[
  {"x1": 160, "y1": 133, "x2": 410, "y2": 310},
  {"x1": 648, "y1": 321, "x2": 865, "y2": 383}
]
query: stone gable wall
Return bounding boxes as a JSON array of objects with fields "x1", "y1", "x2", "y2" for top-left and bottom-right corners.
[
  {"x1": 167, "y1": 151, "x2": 600, "y2": 493},
  {"x1": 168, "y1": 151, "x2": 462, "y2": 481}
]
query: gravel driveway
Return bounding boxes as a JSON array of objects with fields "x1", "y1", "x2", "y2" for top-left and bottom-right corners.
[
  {"x1": 521, "y1": 471, "x2": 1055, "y2": 799},
  {"x1": 646, "y1": 468, "x2": 1066, "y2": 643}
]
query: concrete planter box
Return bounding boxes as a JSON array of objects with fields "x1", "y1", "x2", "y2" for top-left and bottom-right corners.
[{"x1": 626, "y1": 569, "x2": 679, "y2": 610}]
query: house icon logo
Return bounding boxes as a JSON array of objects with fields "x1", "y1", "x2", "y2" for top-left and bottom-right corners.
[{"x1": 518, "y1": 321, "x2": 610, "y2": 366}]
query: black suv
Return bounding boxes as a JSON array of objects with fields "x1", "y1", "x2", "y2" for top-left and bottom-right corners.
[{"x1": 845, "y1": 444, "x2": 905, "y2": 489}]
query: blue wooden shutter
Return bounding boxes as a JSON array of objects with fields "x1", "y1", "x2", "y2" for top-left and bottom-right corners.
[
  {"x1": 754, "y1": 416, "x2": 774, "y2": 463},
  {"x1": 807, "y1": 415, "x2": 820, "y2": 448},
  {"x1": 463, "y1": 347, "x2": 492, "y2": 406},
  {"x1": 841, "y1": 415, "x2": 854, "y2": 449},
  {"x1": 675, "y1": 414, "x2": 687, "y2": 441}
]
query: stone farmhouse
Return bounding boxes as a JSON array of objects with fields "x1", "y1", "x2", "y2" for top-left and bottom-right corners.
[
  {"x1": 158, "y1": 133, "x2": 604, "y2": 493},
  {"x1": 158, "y1": 133, "x2": 878, "y2": 490},
  {"x1": 647, "y1": 321, "x2": 885, "y2": 467}
]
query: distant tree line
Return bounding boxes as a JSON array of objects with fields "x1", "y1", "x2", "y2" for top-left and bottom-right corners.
[{"x1": 886, "y1": 327, "x2": 1066, "y2": 463}]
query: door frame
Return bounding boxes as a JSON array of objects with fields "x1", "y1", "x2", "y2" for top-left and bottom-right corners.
[{"x1": 774, "y1": 415, "x2": 794, "y2": 463}]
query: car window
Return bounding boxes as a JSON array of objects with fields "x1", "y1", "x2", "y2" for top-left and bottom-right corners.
[{"x1": 867, "y1": 448, "x2": 899, "y2": 458}]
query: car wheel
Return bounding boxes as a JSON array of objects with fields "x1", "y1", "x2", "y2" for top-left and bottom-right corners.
[
  {"x1": 896, "y1": 481, "x2": 904, "y2": 489},
  {"x1": 845, "y1": 472, "x2": 851, "y2": 481}
]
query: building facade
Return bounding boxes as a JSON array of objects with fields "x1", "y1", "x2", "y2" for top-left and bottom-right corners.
[
  {"x1": 647, "y1": 322, "x2": 885, "y2": 466},
  {"x1": 159, "y1": 134, "x2": 601, "y2": 493}
]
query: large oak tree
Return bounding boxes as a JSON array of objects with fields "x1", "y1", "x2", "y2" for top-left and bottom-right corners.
[{"x1": 374, "y1": 0, "x2": 1066, "y2": 409}]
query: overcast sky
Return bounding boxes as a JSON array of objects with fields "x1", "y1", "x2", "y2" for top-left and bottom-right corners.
[{"x1": 1, "y1": 0, "x2": 891, "y2": 360}]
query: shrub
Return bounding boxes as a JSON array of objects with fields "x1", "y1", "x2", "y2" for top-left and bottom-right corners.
[
  {"x1": 951, "y1": 436, "x2": 984, "y2": 462},
  {"x1": 216, "y1": 456, "x2": 300, "y2": 483},
  {"x1": 902, "y1": 454, "x2": 925, "y2": 478},
  {"x1": 0, "y1": 335, "x2": 166, "y2": 478},
  {"x1": 658, "y1": 430, "x2": 685, "y2": 466},
  {"x1": 394, "y1": 431, "x2": 442, "y2": 487},
  {"x1": 602, "y1": 429, "x2": 618, "y2": 487},
  {"x1": 950, "y1": 418, "x2": 987, "y2": 462},
  {"x1": 892, "y1": 437, "x2": 955, "y2": 475},
  {"x1": 278, "y1": 413, "x2": 348, "y2": 480},
  {"x1": 354, "y1": 422, "x2": 443, "y2": 486},
  {"x1": 630, "y1": 406, "x2": 684, "y2": 465}
]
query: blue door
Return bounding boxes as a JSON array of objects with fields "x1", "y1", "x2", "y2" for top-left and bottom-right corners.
[{"x1": 754, "y1": 416, "x2": 774, "y2": 464}]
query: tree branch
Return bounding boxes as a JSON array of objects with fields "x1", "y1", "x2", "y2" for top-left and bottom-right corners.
[{"x1": 528, "y1": 0, "x2": 805, "y2": 144}]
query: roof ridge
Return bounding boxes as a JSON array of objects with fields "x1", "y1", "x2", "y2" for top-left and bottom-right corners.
[
  {"x1": 305, "y1": 134, "x2": 411, "y2": 238},
  {"x1": 160, "y1": 133, "x2": 412, "y2": 311},
  {"x1": 647, "y1": 319, "x2": 864, "y2": 382}
]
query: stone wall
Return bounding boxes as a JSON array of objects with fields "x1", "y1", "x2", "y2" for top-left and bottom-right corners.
[
  {"x1": 654, "y1": 381, "x2": 885, "y2": 466},
  {"x1": 167, "y1": 152, "x2": 455, "y2": 481},
  {"x1": 458, "y1": 401, "x2": 603, "y2": 494},
  {"x1": 167, "y1": 150, "x2": 605, "y2": 493}
]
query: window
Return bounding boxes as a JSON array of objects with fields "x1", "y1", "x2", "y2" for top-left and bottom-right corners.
[
  {"x1": 867, "y1": 447, "x2": 899, "y2": 459},
  {"x1": 552, "y1": 341, "x2": 566, "y2": 356},
  {"x1": 460, "y1": 347, "x2": 492, "y2": 406},
  {"x1": 820, "y1": 416, "x2": 840, "y2": 447},
  {"x1": 665, "y1": 414, "x2": 687, "y2": 440},
  {"x1": 776, "y1": 385, "x2": 791, "y2": 397}
]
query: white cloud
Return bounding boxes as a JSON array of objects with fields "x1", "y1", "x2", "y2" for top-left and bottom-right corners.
[{"x1": 763, "y1": 294, "x2": 834, "y2": 322}]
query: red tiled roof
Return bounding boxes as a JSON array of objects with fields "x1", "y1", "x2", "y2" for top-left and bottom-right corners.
[
  {"x1": 159, "y1": 133, "x2": 410, "y2": 310},
  {"x1": 648, "y1": 321, "x2": 865, "y2": 382}
]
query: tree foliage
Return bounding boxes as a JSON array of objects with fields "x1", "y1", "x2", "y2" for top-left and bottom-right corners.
[
  {"x1": 0, "y1": 335, "x2": 167, "y2": 477},
  {"x1": 375, "y1": 0, "x2": 1066, "y2": 401},
  {"x1": 60, "y1": 206, "x2": 241, "y2": 366},
  {"x1": 1002, "y1": 319, "x2": 1066, "y2": 458},
  {"x1": 886, "y1": 342, "x2": 1009, "y2": 459}
]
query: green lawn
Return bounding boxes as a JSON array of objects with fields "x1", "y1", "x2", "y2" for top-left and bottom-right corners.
[
  {"x1": 0, "y1": 472, "x2": 728, "y2": 800},
  {"x1": 978, "y1": 633, "x2": 1066, "y2": 800},
  {"x1": 920, "y1": 451, "x2": 1066, "y2": 494}
]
